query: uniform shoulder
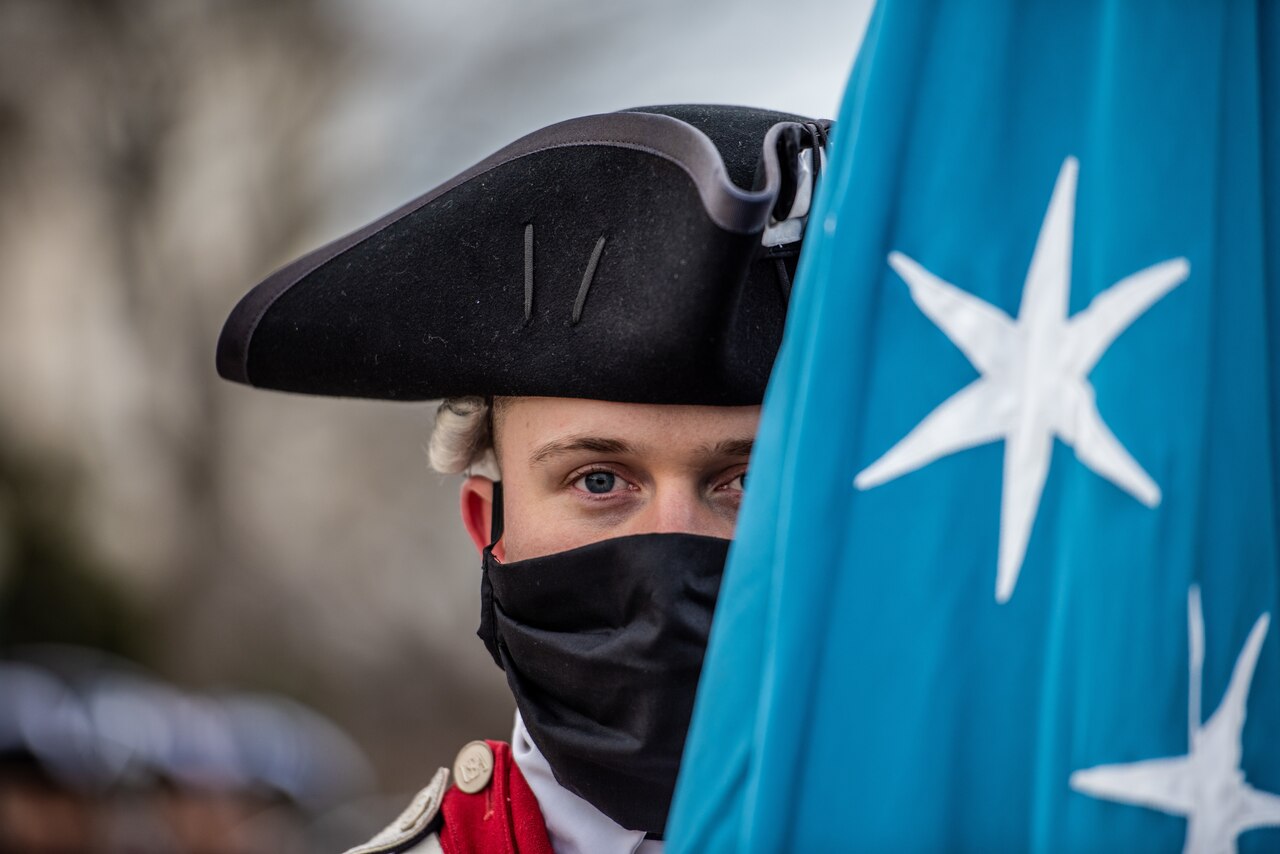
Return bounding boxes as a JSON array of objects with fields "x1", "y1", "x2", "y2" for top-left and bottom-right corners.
[
  {"x1": 342, "y1": 739, "x2": 538, "y2": 854},
  {"x1": 341, "y1": 766, "x2": 449, "y2": 854}
]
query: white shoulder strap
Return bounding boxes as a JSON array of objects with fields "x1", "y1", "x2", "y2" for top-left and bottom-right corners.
[{"x1": 342, "y1": 767, "x2": 449, "y2": 854}]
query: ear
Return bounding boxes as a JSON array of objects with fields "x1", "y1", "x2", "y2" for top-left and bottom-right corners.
[{"x1": 460, "y1": 476, "x2": 504, "y2": 561}]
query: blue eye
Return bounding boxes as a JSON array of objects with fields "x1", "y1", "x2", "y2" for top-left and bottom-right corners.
[{"x1": 582, "y1": 471, "x2": 616, "y2": 494}]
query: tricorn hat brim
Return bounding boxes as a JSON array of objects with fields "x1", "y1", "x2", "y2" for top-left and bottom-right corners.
[{"x1": 216, "y1": 105, "x2": 830, "y2": 405}]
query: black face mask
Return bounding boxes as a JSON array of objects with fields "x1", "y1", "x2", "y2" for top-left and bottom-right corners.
[{"x1": 478, "y1": 528, "x2": 728, "y2": 837}]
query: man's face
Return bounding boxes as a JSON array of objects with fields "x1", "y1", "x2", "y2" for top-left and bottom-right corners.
[{"x1": 462, "y1": 397, "x2": 759, "y2": 562}]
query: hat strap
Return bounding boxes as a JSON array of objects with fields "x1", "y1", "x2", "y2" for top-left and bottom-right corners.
[{"x1": 489, "y1": 480, "x2": 505, "y2": 546}]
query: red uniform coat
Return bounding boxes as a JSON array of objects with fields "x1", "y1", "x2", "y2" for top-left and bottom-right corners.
[{"x1": 438, "y1": 740, "x2": 554, "y2": 854}]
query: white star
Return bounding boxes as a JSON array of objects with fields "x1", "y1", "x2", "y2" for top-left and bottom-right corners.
[
  {"x1": 1070, "y1": 586, "x2": 1280, "y2": 854},
  {"x1": 855, "y1": 157, "x2": 1189, "y2": 602}
]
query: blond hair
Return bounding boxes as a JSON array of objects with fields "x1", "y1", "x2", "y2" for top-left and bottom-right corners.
[{"x1": 427, "y1": 396, "x2": 500, "y2": 479}]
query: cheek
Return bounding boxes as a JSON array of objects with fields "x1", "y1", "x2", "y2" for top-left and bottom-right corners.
[
  {"x1": 714, "y1": 508, "x2": 741, "y2": 539},
  {"x1": 500, "y1": 496, "x2": 590, "y2": 561},
  {"x1": 502, "y1": 518, "x2": 599, "y2": 562},
  {"x1": 501, "y1": 494, "x2": 637, "y2": 560}
]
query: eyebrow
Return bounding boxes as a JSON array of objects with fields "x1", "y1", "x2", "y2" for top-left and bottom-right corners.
[
  {"x1": 710, "y1": 438, "x2": 755, "y2": 458},
  {"x1": 528, "y1": 435, "x2": 755, "y2": 465},
  {"x1": 530, "y1": 435, "x2": 636, "y2": 465}
]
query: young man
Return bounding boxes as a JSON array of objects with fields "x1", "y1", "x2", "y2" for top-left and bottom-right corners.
[{"x1": 217, "y1": 104, "x2": 830, "y2": 853}]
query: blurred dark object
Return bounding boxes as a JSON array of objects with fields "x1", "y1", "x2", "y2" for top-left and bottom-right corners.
[
  {"x1": 0, "y1": 662, "x2": 95, "y2": 854},
  {"x1": 0, "y1": 646, "x2": 378, "y2": 853}
]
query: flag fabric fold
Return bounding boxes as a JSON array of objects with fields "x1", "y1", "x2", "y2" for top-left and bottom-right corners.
[{"x1": 669, "y1": 1, "x2": 1280, "y2": 850}]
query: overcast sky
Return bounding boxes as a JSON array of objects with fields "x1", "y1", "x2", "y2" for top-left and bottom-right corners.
[{"x1": 314, "y1": 0, "x2": 874, "y2": 237}]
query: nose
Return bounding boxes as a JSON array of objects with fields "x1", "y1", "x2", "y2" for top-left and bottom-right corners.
[{"x1": 634, "y1": 484, "x2": 730, "y2": 538}]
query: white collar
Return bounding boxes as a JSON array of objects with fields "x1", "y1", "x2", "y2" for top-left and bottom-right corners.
[{"x1": 510, "y1": 711, "x2": 664, "y2": 854}]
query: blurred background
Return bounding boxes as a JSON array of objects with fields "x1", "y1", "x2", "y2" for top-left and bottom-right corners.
[{"x1": 0, "y1": 0, "x2": 870, "y2": 849}]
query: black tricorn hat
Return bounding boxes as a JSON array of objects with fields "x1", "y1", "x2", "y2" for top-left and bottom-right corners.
[{"x1": 216, "y1": 104, "x2": 831, "y2": 405}]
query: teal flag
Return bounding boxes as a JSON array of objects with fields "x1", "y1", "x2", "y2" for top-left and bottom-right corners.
[{"x1": 669, "y1": 1, "x2": 1280, "y2": 850}]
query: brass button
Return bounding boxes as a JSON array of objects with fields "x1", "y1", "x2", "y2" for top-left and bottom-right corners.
[{"x1": 453, "y1": 740, "x2": 494, "y2": 794}]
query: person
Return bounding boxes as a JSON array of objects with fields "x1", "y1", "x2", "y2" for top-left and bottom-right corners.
[{"x1": 216, "y1": 103, "x2": 830, "y2": 854}]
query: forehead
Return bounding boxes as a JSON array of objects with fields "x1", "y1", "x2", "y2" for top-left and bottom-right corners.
[{"x1": 494, "y1": 396, "x2": 760, "y2": 456}]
